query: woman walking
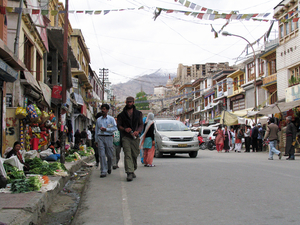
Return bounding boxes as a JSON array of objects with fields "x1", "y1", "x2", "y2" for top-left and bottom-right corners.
[
  {"x1": 74, "y1": 129, "x2": 81, "y2": 145},
  {"x1": 235, "y1": 126, "x2": 243, "y2": 153},
  {"x1": 230, "y1": 127, "x2": 235, "y2": 151},
  {"x1": 223, "y1": 125, "x2": 231, "y2": 153},
  {"x1": 139, "y1": 113, "x2": 155, "y2": 167},
  {"x1": 214, "y1": 125, "x2": 225, "y2": 153}
]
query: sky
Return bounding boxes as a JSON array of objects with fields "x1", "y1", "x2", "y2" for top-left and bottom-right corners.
[{"x1": 68, "y1": 0, "x2": 279, "y2": 85}]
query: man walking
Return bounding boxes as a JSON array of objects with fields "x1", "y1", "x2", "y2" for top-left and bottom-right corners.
[
  {"x1": 285, "y1": 116, "x2": 297, "y2": 160},
  {"x1": 264, "y1": 117, "x2": 281, "y2": 160},
  {"x1": 251, "y1": 124, "x2": 258, "y2": 152},
  {"x1": 95, "y1": 104, "x2": 117, "y2": 178},
  {"x1": 117, "y1": 96, "x2": 143, "y2": 182},
  {"x1": 81, "y1": 128, "x2": 87, "y2": 145}
]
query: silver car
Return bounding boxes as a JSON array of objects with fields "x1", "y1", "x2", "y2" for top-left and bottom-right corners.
[{"x1": 154, "y1": 120, "x2": 199, "y2": 158}]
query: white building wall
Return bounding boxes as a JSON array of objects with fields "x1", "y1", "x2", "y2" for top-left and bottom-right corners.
[{"x1": 276, "y1": 37, "x2": 300, "y2": 100}]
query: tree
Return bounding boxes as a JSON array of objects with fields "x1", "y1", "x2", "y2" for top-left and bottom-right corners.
[{"x1": 135, "y1": 91, "x2": 149, "y2": 110}]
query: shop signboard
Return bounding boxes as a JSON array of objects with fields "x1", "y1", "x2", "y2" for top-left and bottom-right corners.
[
  {"x1": 72, "y1": 77, "x2": 78, "y2": 89},
  {"x1": 209, "y1": 119, "x2": 215, "y2": 124},
  {"x1": 5, "y1": 108, "x2": 19, "y2": 149},
  {"x1": 81, "y1": 103, "x2": 87, "y2": 117},
  {"x1": 52, "y1": 85, "x2": 62, "y2": 99},
  {"x1": 285, "y1": 84, "x2": 300, "y2": 102}
]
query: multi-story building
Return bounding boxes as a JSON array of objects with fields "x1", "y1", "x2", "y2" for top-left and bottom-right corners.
[
  {"x1": 227, "y1": 69, "x2": 246, "y2": 112},
  {"x1": 274, "y1": 0, "x2": 300, "y2": 102}
]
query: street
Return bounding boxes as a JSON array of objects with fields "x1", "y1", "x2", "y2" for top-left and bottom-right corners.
[{"x1": 72, "y1": 150, "x2": 300, "y2": 225}]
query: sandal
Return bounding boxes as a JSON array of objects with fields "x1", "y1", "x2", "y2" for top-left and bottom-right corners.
[{"x1": 147, "y1": 164, "x2": 155, "y2": 167}]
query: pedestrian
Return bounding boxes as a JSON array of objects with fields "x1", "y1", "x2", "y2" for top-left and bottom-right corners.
[
  {"x1": 251, "y1": 124, "x2": 258, "y2": 152},
  {"x1": 140, "y1": 116, "x2": 147, "y2": 164},
  {"x1": 257, "y1": 123, "x2": 263, "y2": 151},
  {"x1": 244, "y1": 125, "x2": 251, "y2": 152},
  {"x1": 139, "y1": 113, "x2": 155, "y2": 167},
  {"x1": 235, "y1": 126, "x2": 243, "y2": 153},
  {"x1": 264, "y1": 117, "x2": 282, "y2": 160},
  {"x1": 67, "y1": 120, "x2": 73, "y2": 143},
  {"x1": 86, "y1": 127, "x2": 92, "y2": 147},
  {"x1": 117, "y1": 96, "x2": 143, "y2": 182},
  {"x1": 81, "y1": 128, "x2": 87, "y2": 144},
  {"x1": 94, "y1": 112, "x2": 102, "y2": 167},
  {"x1": 213, "y1": 125, "x2": 224, "y2": 153},
  {"x1": 113, "y1": 117, "x2": 121, "y2": 170},
  {"x1": 74, "y1": 129, "x2": 81, "y2": 145},
  {"x1": 95, "y1": 104, "x2": 117, "y2": 178},
  {"x1": 223, "y1": 125, "x2": 231, "y2": 153},
  {"x1": 230, "y1": 127, "x2": 235, "y2": 151},
  {"x1": 285, "y1": 116, "x2": 297, "y2": 160}
]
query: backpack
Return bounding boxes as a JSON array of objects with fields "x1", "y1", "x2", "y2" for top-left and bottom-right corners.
[{"x1": 237, "y1": 131, "x2": 243, "y2": 139}]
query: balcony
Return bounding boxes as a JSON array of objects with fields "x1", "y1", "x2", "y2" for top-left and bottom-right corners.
[{"x1": 263, "y1": 73, "x2": 277, "y2": 86}]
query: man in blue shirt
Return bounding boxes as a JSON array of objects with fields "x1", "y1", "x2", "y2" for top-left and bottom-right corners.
[{"x1": 95, "y1": 104, "x2": 117, "y2": 178}]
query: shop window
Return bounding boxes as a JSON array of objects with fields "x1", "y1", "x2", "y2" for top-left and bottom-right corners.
[{"x1": 289, "y1": 65, "x2": 300, "y2": 86}]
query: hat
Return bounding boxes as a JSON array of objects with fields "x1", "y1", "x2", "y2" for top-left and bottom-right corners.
[
  {"x1": 257, "y1": 123, "x2": 261, "y2": 126},
  {"x1": 287, "y1": 116, "x2": 292, "y2": 121},
  {"x1": 126, "y1": 96, "x2": 135, "y2": 102}
]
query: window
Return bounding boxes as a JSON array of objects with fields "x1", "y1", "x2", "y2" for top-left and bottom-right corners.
[
  {"x1": 285, "y1": 22, "x2": 289, "y2": 35},
  {"x1": 259, "y1": 59, "x2": 264, "y2": 76},
  {"x1": 233, "y1": 77, "x2": 238, "y2": 91},
  {"x1": 24, "y1": 35, "x2": 33, "y2": 71},
  {"x1": 247, "y1": 62, "x2": 255, "y2": 81},
  {"x1": 239, "y1": 74, "x2": 244, "y2": 86},
  {"x1": 269, "y1": 60, "x2": 276, "y2": 75},
  {"x1": 205, "y1": 80, "x2": 207, "y2": 89},
  {"x1": 205, "y1": 98, "x2": 208, "y2": 106},
  {"x1": 280, "y1": 25, "x2": 284, "y2": 39},
  {"x1": 270, "y1": 91, "x2": 277, "y2": 104},
  {"x1": 223, "y1": 80, "x2": 227, "y2": 92},
  {"x1": 289, "y1": 65, "x2": 300, "y2": 86},
  {"x1": 218, "y1": 82, "x2": 222, "y2": 92},
  {"x1": 36, "y1": 53, "x2": 42, "y2": 82}
]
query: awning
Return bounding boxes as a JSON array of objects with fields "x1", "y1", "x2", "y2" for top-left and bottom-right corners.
[
  {"x1": 231, "y1": 108, "x2": 254, "y2": 117},
  {"x1": 258, "y1": 99, "x2": 300, "y2": 115},
  {"x1": 0, "y1": 58, "x2": 18, "y2": 82},
  {"x1": 38, "y1": 81, "x2": 51, "y2": 107},
  {"x1": 72, "y1": 92, "x2": 84, "y2": 106},
  {"x1": 21, "y1": 71, "x2": 42, "y2": 93}
]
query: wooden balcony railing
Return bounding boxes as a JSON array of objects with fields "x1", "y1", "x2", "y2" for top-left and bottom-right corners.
[{"x1": 263, "y1": 73, "x2": 277, "y2": 85}]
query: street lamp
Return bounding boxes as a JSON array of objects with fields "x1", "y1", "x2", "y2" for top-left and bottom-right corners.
[{"x1": 222, "y1": 31, "x2": 257, "y2": 123}]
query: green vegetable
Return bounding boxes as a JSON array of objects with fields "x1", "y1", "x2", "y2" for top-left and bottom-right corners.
[
  {"x1": 4, "y1": 164, "x2": 25, "y2": 183},
  {"x1": 11, "y1": 176, "x2": 42, "y2": 193},
  {"x1": 28, "y1": 157, "x2": 67, "y2": 175}
]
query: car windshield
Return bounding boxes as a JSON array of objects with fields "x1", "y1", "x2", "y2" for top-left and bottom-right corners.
[{"x1": 156, "y1": 121, "x2": 189, "y2": 131}]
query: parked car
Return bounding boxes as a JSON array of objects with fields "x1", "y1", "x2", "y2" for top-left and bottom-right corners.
[
  {"x1": 198, "y1": 126, "x2": 218, "y2": 141},
  {"x1": 154, "y1": 120, "x2": 199, "y2": 158}
]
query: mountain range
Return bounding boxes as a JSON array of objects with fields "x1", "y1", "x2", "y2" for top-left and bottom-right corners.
[{"x1": 112, "y1": 69, "x2": 176, "y2": 102}]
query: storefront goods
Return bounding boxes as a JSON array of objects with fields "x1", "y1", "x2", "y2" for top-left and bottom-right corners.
[
  {"x1": 11, "y1": 176, "x2": 42, "y2": 193},
  {"x1": 15, "y1": 107, "x2": 27, "y2": 119},
  {"x1": 26, "y1": 157, "x2": 67, "y2": 175}
]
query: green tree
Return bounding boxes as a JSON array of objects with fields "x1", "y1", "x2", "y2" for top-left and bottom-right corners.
[{"x1": 135, "y1": 91, "x2": 149, "y2": 110}]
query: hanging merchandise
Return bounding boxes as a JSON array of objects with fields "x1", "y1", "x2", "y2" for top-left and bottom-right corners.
[
  {"x1": 49, "y1": 111, "x2": 56, "y2": 122},
  {"x1": 45, "y1": 120, "x2": 52, "y2": 128},
  {"x1": 15, "y1": 107, "x2": 27, "y2": 119},
  {"x1": 19, "y1": 120, "x2": 24, "y2": 149},
  {"x1": 26, "y1": 104, "x2": 38, "y2": 122},
  {"x1": 25, "y1": 125, "x2": 31, "y2": 151},
  {"x1": 51, "y1": 123, "x2": 58, "y2": 131},
  {"x1": 33, "y1": 104, "x2": 42, "y2": 118},
  {"x1": 41, "y1": 111, "x2": 50, "y2": 123}
]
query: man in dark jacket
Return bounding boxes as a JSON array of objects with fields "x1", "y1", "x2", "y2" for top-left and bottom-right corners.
[
  {"x1": 285, "y1": 116, "x2": 297, "y2": 160},
  {"x1": 81, "y1": 128, "x2": 87, "y2": 145},
  {"x1": 117, "y1": 96, "x2": 143, "y2": 182},
  {"x1": 251, "y1": 124, "x2": 258, "y2": 152}
]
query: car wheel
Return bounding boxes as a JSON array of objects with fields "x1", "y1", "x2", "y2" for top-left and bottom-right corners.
[
  {"x1": 155, "y1": 148, "x2": 163, "y2": 158},
  {"x1": 170, "y1": 153, "x2": 176, "y2": 156},
  {"x1": 189, "y1": 151, "x2": 198, "y2": 158}
]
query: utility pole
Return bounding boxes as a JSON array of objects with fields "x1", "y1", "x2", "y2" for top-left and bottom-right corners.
[
  {"x1": 100, "y1": 68, "x2": 108, "y2": 103},
  {"x1": 60, "y1": 0, "x2": 69, "y2": 164}
]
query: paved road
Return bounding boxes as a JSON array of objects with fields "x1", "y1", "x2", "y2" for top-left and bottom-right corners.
[{"x1": 72, "y1": 150, "x2": 300, "y2": 225}]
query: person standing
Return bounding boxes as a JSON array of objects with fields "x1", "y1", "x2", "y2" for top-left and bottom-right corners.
[
  {"x1": 285, "y1": 116, "x2": 297, "y2": 160},
  {"x1": 257, "y1": 123, "x2": 263, "y2": 151},
  {"x1": 251, "y1": 124, "x2": 258, "y2": 152},
  {"x1": 86, "y1": 127, "x2": 92, "y2": 147},
  {"x1": 230, "y1": 127, "x2": 235, "y2": 151},
  {"x1": 244, "y1": 125, "x2": 251, "y2": 152},
  {"x1": 117, "y1": 96, "x2": 143, "y2": 182},
  {"x1": 81, "y1": 128, "x2": 87, "y2": 145},
  {"x1": 264, "y1": 117, "x2": 281, "y2": 160},
  {"x1": 214, "y1": 125, "x2": 224, "y2": 153},
  {"x1": 74, "y1": 129, "x2": 81, "y2": 145},
  {"x1": 223, "y1": 125, "x2": 231, "y2": 153},
  {"x1": 113, "y1": 117, "x2": 121, "y2": 170},
  {"x1": 67, "y1": 120, "x2": 73, "y2": 143},
  {"x1": 235, "y1": 127, "x2": 243, "y2": 153},
  {"x1": 95, "y1": 104, "x2": 117, "y2": 178},
  {"x1": 94, "y1": 112, "x2": 102, "y2": 167},
  {"x1": 139, "y1": 113, "x2": 155, "y2": 167}
]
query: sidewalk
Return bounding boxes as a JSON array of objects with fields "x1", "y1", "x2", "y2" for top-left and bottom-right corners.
[{"x1": 0, "y1": 155, "x2": 94, "y2": 225}]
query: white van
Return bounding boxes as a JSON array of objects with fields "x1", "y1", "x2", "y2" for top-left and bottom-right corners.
[{"x1": 198, "y1": 126, "x2": 218, "y2": 141}]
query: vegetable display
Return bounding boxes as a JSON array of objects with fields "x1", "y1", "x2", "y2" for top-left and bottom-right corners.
[
  {"x1": 11, "y1": 176, "x2": 42, "y2": 193},
  {"x1": 26, "y1": 157, "x2": 67, "y2": 175}
]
